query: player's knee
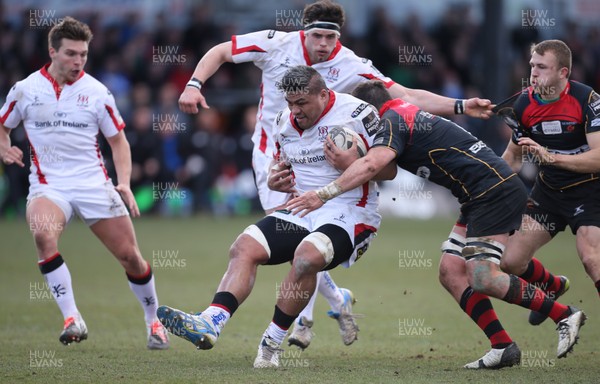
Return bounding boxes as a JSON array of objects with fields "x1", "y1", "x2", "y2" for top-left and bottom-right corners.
[
  {"x1": 114, "y1": 244, "x2": 143, "y2": 268},
  {"x1": 229, "y1": 225, "x2": 270, "y2": 264},
  {"x1": 31, "y1": 229, "x2": 59, "y2": 252},
  {"x1": 438, "y1": 256, "x2": 459, "y2": 288},
  {"x1": 439, "y1": 233, "x2": 466, "y2": 287},
  {"x1": 465, "y1": 259, "x2": 502, "y2": 294},
  {"x1": 294, "y1": 232, "x2": 333, "y2": 275},
  {"x1": 499, "y1": 258, "x2": 521, "y2": 275}
]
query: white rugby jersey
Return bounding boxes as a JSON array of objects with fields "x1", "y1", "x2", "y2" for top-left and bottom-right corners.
[
  {"x1": 231, "y1": 29, "x2": 394, "y2": 159},
  {"x1": 275, "y1": 91, "x2": 380, "y2": 217},
  {"x1": 0, "y1": 65, "x2": 125, "y2": 187}
]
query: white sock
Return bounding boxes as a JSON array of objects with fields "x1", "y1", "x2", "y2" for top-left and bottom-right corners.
[
  {"x1": 317, "y1": 271, "x2": 344, "y2": 311},
  {"x1": 295, "y1": 272, "x2": 320, "y2": 324},
  {"x1": 40, "y1": 256, "x2": 80, "y2": 320},
  {"x1": 201, "y1": 305, "x2": 231, "y2": 333},
  {"x1": 265, "y1": 322, "x2": 287, "y2": 345},
  {"x1": 128, "y1": 272, "x2": 159, "y2": 326}
]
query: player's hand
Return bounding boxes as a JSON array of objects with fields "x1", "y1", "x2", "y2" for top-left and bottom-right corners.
[
  {"x1": 518, "y1": 137, "x2": 555, "y2": 165},
  {"x1": 1, "y1": 146, "x2": 24, "y2": 167},
  {"x1": 268, "y1": 161, "x2": 297, "y2": 193},
  {"x1": 115, "y1": 184, "x2": 141, "y2": 218},
  {"x1": 286, "y1": 191, "x2": 324, "y2": 217},
  {"x1": 465, "y1": 98, "x2": 494, "y2": 120},
  {"x1": 178, "y1": 87, "x2": 209, "y2": 114},
  {"x1": 324, "y1": 136, "x2": 359, "y2": 171}
]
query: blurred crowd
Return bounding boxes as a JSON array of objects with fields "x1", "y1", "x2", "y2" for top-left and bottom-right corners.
[{"x1": 1, "y1": 2, "x2": 599, "y2": 218}]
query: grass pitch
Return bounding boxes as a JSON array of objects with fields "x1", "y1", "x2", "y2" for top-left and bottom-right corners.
[{"x1": 1, "y1": 215, "x2": 599, "y2": 383}]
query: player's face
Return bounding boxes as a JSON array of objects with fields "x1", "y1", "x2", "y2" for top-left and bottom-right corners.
[
  {"x1": 49, "y1": 38, "x2": 88, "y2": 83},
  {"x1": 304, "y1": 30, "x2": 339, "y2": 63},
  {"x1": 529, "y1": 51, "x2": 566, "y2": 96},
  {"x1": 285, "y1": 89, "x2": 329, "y2": 130}
]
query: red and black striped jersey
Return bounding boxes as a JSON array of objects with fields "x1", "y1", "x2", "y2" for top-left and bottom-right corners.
[{"x1": 502, "y1": 81, "x2": 600, "y2": 189}]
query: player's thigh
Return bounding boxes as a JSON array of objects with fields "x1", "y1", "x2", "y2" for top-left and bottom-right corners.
[
  {"x1": 255, "y1": 213, "x2": 310, "y2": 265},
  {"x1": 26, "y1": 187, "x2": 71, "y2": 249},
  {"x1": 575, "y1": 225, "x2": 600, "y2": 281},
  {"x1": 501, "y1": 213, "x2": 553, "y2": 272},
  {"x1": 71, "y1": 181, "x2": 129, "y2": 226},
  {"x1": 315, "y1": 224, "x2": 354, "y2": 271},
  {"x1": 90, "y1": 215, "x2": 140, "y2": 258}
]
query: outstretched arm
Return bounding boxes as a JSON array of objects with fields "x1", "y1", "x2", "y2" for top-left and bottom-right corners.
[
  {"x1": 179, "y1": 41, "x2": 233, "y2": 113},
  {"x1": 388, "y1": 83, "x2": 493, "y2": 120},
  {"x1": 287, "y1": 146, "x2": 396, "y2": 217}
]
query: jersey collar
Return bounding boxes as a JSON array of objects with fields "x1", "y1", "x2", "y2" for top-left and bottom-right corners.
[
  {"x1": 290, "y1": 90, "x2": 337, "y2": 134},
  {"x1": 379, "y1": 98, "x2": 405, "y2": 115},
  {"x1": 41, "y1": 63, "x2": 85, "y2": 98},
  {"x1": 299, "y1": 30, "x2": 343, "y2": 66},
  {"x1": 529, "y1": 81, "x2": 570, "y2": 105}
]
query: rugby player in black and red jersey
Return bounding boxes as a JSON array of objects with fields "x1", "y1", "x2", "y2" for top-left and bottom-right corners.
[
  {"x1": 498, "y1": 39, "x2": 600, "y2": 333},
  {"x1": 286, "y1": 80, "x2": 586, "y2": 369}
]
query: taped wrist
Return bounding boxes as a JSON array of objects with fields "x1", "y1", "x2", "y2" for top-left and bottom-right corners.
[{"x1": 316, "y1": 181, "x2": 342, "y2": 203}]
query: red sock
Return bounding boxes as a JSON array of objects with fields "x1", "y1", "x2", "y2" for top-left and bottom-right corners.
[
  {"x1": 460, "y1": 287, "x2": 512, "y2": 349},
  {"x1": 520, "y1": 258, "x2": 562, "y2": 293},
  {"x1": 504, "y1": 275, "x2": 571, "y2": 323}
]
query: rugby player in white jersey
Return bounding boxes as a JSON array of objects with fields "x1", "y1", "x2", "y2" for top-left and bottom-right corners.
[
  {"x1": 0, "y1": 17, "x2": 169, "y2": 350},
  {"x1": 158, "y1": 65, "x2": 396, "y2": 367},
  {"x1": 177, "y1": 0, "x2": 494, "y2": 349}
]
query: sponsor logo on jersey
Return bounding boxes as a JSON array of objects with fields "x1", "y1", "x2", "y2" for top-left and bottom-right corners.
[
  {"x1": 53, "y1": 111, "x2": 67, "y2": 118},
  {"x1": 268, "y1": 30, "x2": 276, "y2": 39},
  {"x1": 351, "y1": 103, "x2": 368, "y2": 118},
  {"x1": 590, "y1": 92, "x2": 600, "y2": 114},
  {"x1": 325, "y1": 67, "x2": 340, "y2": 82},
  {"x1": 541, "y1": 120, "x2": 562, "y2": 135},
  {"x1": 76, "y1": 94, "x2": 89, "y2": 108},
  {"x1": 468, "y1": 140, "x2": 487, "y2": 154},
  {"x1": 362, "y1": 112, "x2": 379, "y2": 136},
  {"x1": 30, "y1": 96, "x2": 44, "y2": 107},
  {"x1": 317, "y1": 126, "x2": 329, "y2": 141}
]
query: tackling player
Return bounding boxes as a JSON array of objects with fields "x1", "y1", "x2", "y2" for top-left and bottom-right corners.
[
  {"x1": 177, "y1": 0, "x2": 494, "y2": 348},
  {"x1": 0, "y1": 17, "x2": 169, "y2": 349},
  {"x1": 286, "y1": 80, "x2": 586, "y2": 366}
]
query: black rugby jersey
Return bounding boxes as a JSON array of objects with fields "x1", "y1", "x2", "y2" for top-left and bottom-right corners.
[{"x1": 373, "y1": 99, "x2": 517, "y2": 204}]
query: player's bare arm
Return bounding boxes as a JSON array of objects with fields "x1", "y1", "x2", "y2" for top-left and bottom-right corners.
[
  {"x1": 0, "y1": 124, "x2": 24, "y2": 167},
  {"x1": 518, "y1": 133, "x2": 600, "y2": 173},
  {"x1": 178, "y1": 41, "x2": 233, "y2": 114},
  {"x1": 287, "y1": 146, "x2": 396, "y2": 217},
  {"x1": 501, "y1": 140, "x2": 524, "y2": 173},
  {"x1": 324, "y1": 136, "x2": 397, "y2": 180},
  {"x1": 105, "y1": 131, "x2": 140, "y2": 217},
  {"x1": 389, "y1": 83, "x2": 494, "y2": 119}
]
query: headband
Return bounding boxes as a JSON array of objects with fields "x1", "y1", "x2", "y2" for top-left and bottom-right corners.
[{"x1": 304, "y1": 20, "x2": 341, "y2": 34}]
